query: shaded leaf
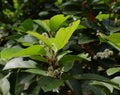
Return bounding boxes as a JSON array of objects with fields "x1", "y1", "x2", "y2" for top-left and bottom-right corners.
[
  {"x1": 18, "y1": 34, "x2": 38, "y2": 45},
  {"x1": 66, "y1": 80, "x2": 82, "y2": 95},
  {"x1": 21, "y1": 19, "x2": 33, "y2": 31},
  {"x1": 73, "y1": 73, "x2": 110, "y2": 82},
  {"x1": 78, "y1": 53, "x2": 91, "y2": 61},
  {"x1": 30, "y1": 55, "x2": 47, "y2": 63},
  {"x1": 59, "y1": 55, "x2": 80, "y2": 66},
  {"x1": 39, "y1": 76, "x2": 63, "y2": 92},
  {"x1": 57, "y1": 50, "x2": 71, "y2": 62},
  {"x1": 78, "y1": 34, "x2": 96, "y2": 44},
  {"x1": 34, "y1": 19, "x2": 50, "y2": 32},
  {"x1": 24, "y1": 68, "x2": 47, "y2": 76}
]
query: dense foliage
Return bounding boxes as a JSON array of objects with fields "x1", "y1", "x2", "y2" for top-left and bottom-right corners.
[{"x1": 0, "y1": 0, "x2": 120, "y2": 95}]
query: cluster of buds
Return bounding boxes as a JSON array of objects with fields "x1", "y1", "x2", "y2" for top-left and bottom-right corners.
[
  {"x1": 93, "y1": 49, "x2": 113, "y2": 60},
  {"x1": 47, "y1": 66, "x2": 64, "y2": 78}
]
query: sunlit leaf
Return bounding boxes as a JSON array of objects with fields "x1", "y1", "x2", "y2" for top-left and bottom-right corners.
[
  {"x1": 96, "y1": 12, "x2": 113, "y2": 21},
  {"x1": 28, "y1": 31, "x2": 52, "y2": 48},
  {"x1": 13, "y1": 45, "x2": 46, "y2": 57},
  {"x1": 1, "y1": 47, "x2": 23, "y2": 60},
  {"x1": 107, "y1": 33, "x2": 120, "y2": 48},
  {"x1": 50, "y1": 14, "x2": 70, "y2": 31},
  {"x1": 53, "y1": 20, "x2": 80, "y2": 51}
]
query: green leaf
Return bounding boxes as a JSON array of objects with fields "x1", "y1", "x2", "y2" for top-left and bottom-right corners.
[
  {"x1": 28, "y1": 31, "x2": 52, "y2": 48},
  {"x1": 21, "y1": 19, "x2": 33, "y2": 31},
  {"x1": 111, "y1": 77, "x2": 120, "y2": 86},
  {"x1": 34, "y1": 19, "x2": 50, "y2": 32},
  {"x1": 18, "y1": 34, "x2": 38, "y2": 45},
  {"x1": 96, "y1": 12, "x2": 113, "y2": 21},
  {"x1": 3, "y1": 58, "x2": 37, "y2": 70},
  {"x1": 59, "y1": 53, "x2": 90, "y2": 66},
  {"x1": 38, "y1": 76, "x2": 63, "y2": 92},
  {"x1": 73, "y1": 73, "x2": 110, "y2": 82},
  {"x1": 30, "y1": 55, "x2": 47, "y2": 63},
  {"x1": 59, "y1": 55, "x2": 80, "y2": 66},
  {"x1": 1, "y1": 47, "x2": 23, "y2": 60},
  {"x1": 13, "y1": 45, "x2": 46, "y2": 57},
  {"x1": 78, "y1": 53, "x2": 91, "y2": 61},
  {"x1": 56, "y1": 0, "x2": 63, "y2": 4},
  {"x1": 107, "y1": 33, "x2": 120, "y2": 48},
  {"x1": 91, "y1": 81, "x2": 113, "y2": 93},
  {"x1": 98, "y1": 32, "x2": 120, "y2": 51},
  {"x1": 107, "y1": 68, "x2": 120, "y2": 76},
  {"x1": 78, "y1": 34, "x2": 96, "y2": 44},
  {"x1": 24, "y1": 69, "x2": 47, "y2": 76},
  {"x1": 50, "y1": 14, "x2": 70, "y2": 31},
  {"x1": 66, "y1": 80, "x2": 82, "y2": 95},
  {"x1": 57, "y1": 50, "x2": 72, "y2": 62},
  {"x1": 1, "y1": 45, "x2": 46, "y2": 60},
  {"x1": 53, "y1": 20, "x2": 80, "y2": 50}
]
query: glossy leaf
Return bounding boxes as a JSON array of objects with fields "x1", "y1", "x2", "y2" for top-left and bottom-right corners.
[
  {"x1": 0, "y1": 77, "x2": 10, "y2": 95},
  {"x1": 3, "y1": 58, "x2": 37, "y2": 70},
  {"x1": 107, "y1": 68, "x2": 120, "y2": 76},
  {"x1": 50, "y1": 14, "x2": 70, "y2": 31},
  {"x1": 111, "y1": 77, "x2": 120, "y2": 86},
  {"x1": 91, "y1": 81, "x2": 113, "y2": 93},
  {"x1": 53, "y1": 20, "x2": 80, "y2": 50}
]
